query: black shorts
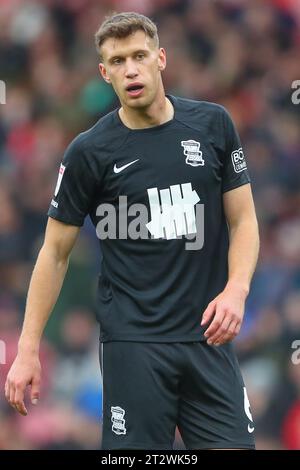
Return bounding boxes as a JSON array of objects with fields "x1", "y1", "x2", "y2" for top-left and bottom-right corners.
[{"x1": 100, "y1": 341, "x2": 255, "y2": 450}]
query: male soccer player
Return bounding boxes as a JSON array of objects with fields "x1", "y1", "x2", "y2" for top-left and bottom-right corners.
[{"x1": 5, "y1": 12, "x2": 259, "y2": 450}]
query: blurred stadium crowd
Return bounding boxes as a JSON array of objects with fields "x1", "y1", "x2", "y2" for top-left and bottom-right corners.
[{"x1": 0, "y1": 0, "x2": 300, "y2": 450}]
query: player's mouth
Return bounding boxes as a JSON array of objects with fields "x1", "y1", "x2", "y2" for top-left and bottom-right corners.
[{"x1": 126, "y1": 83, "x2": 144, "y2": 97}]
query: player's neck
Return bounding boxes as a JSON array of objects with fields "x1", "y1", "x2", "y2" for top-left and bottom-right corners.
[{"x1": 119, "y1": 91, "x2": 174, "y2": 130}]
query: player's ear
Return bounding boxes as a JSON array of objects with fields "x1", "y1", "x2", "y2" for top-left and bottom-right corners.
[
  {"x1": 99, "y1": 63, "x2": 111, "y2": 84},
  {"x1": 158, "y1": 47, "x2": 166, "y2": 72}
]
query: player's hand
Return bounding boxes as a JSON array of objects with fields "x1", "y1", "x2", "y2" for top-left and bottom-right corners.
[
  {"x1": 201, "y1": 281, "x2": 248, "y2": 346},
  {"x1": 4, "y1": 352, "x2": 41, "y2": 416}
]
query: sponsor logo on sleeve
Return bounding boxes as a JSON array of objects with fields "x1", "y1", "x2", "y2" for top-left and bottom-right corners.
[{"x1": 231, "y1": 148, "x2": 247, "y2": 173}]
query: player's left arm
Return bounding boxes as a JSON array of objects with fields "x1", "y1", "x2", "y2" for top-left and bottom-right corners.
[{"x1": 201, "y1": 183, "x2": 259, "y2": 345}]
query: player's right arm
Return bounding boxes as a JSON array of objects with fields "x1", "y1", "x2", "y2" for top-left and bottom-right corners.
[{"x1": 4, "y1": 217, "x2": 80, "y2": 416}]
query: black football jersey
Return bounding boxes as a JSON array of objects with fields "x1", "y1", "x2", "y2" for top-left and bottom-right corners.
[{"x1": 48, "y1": 95, "x2": 251, "y2": 342}]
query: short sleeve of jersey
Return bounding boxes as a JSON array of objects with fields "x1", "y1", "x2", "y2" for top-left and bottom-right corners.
[
  {"x1": 220, "y1": 107, "x2": 251, "y2": 193},
  {"x1": 47, "y1": 136, "x2": 97, "y2": 226}
]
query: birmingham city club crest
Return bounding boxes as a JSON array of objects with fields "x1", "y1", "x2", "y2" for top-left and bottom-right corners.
[
  {"x1": 111, "y1": 406, "x2": 127, "y2": 435},
  {"x1": 181, "y1": 140, "x2": 205, "y2": 167}
]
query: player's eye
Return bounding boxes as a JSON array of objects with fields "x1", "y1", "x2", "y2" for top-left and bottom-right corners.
[
  {"x1": 136, "y1": 53, "x2": 145, "y2": 61},
  {"x1": 112, "y1": 58, "x2": 122, "y2": 65}
]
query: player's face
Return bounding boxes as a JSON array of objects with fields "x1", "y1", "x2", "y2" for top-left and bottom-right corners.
[{"x1": 99, "y1": 31, "x2": 166, "y2": 109}]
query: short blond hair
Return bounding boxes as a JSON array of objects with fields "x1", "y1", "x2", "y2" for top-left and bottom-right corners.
[{"x1": 95, "y1": 12, "x2": 159, "y2": 59}]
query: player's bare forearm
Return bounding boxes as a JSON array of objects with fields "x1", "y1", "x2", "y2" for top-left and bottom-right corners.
[
  {"x1": 18, "y1": 244, "x2": 69, "y2": 353},
  {"x1": 18, "y1": 218, "x2": 80, "y2": 351},
  {"x1": 201, "y1": 184, "x2": 259, "y2": 345},
  {"x1": 226, "y1": 199, "x2": 259, "y2": 295},
  {"x1": 5, "y1": 218, "x2": 80, "y2": 416}
]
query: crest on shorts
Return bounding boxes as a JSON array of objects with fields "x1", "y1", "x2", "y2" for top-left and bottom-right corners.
[
  {"x1": 181, "y1": 140, "x2": 204, "y2": 167},
  {"x1": 111, "y1": 406, "x2": 127, "y2": 435}
]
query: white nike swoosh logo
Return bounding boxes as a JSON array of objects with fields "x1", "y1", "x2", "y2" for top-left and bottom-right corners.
[
  {"x1": 114, "y1": 159, "x2": 139, "y2": 173},
  {"x1": 248, "y1": 423, "x2": 255, "y2": 433}
]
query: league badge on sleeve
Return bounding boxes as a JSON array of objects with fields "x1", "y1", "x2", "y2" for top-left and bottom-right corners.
[{"x1": 54, "y1": 163, "x2": 66, "y2": 197}]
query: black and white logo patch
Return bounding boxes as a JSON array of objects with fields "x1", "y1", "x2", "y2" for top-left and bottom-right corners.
[
  {"x1": 181, "y1": 140, "x2": 204, "y2": 167},
  {"x1": 231, "y1": 148, "x2": 247, "y2": 173},
  {"x1": 111, "y1": 406, "x2": 127, "y2": 435}
]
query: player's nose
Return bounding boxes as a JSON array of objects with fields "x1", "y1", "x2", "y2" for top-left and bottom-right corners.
[{"x1": 125, "y1": 59, "x2": 138, "y2": 78}]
